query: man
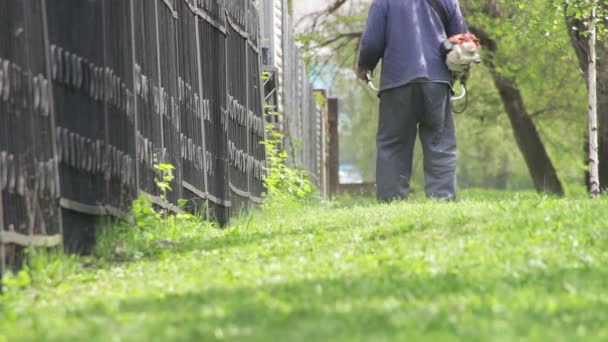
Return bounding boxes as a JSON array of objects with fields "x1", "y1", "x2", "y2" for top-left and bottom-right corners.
[{"x1": 356, "y1": 0, "x2": 468, "y2": 202}]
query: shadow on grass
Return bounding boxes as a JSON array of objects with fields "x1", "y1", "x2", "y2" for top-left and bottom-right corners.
[
  {"x1": 101, "y1": 191, "x2": 570, "y2": 266},
  {"x1": 122, "y1": 203, "x2": 407, "y2": 262},
  {"x1": 59, "y1": 267, "x2": 608, "y2": 341}
]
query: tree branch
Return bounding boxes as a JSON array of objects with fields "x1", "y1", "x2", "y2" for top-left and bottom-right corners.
[{"x1": 314, "y1": 31, "x2": 362, "y2": 49}]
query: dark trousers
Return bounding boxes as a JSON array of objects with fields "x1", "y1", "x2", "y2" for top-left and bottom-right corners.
[{"x1": 376, "y1": 82, "x2": 456, "y2": 202}]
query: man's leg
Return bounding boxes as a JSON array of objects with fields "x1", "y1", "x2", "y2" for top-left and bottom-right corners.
[
  {"x1": 376, "y1": 85, "x2": 419, "y2": 202},
  {"x1": 418, "y1": 82, "x2": 457, "y2": 200}
]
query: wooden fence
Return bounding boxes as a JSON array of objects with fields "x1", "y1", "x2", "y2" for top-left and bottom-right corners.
[{"x1": 0, "y1": 0, "x2": 334, "y2": 273}]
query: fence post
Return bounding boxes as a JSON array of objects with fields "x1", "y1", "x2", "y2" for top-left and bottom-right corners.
[
  {"x1": 245, "y1": 3, "x2": 251, "y2": 203},
  {"x1": 154, "y1": 0, "x2": 165, "y2": 162},
  {"x1": 194, "y1": 10, "x2": 210, "y2": 219},
  {"x1": 312, "y1": 89, "x2": 327, "y2": 199},
  {"x1": 129, "y1": 0, "x2": 141, "y2": 195},
  {"x1": 0, "y1": 188, "x2": 4, "y2": 274},
  {"x1": 327, "y1": 97, "x2": 339, "y2": 199},
  {"x1": 41, "y1": 0, "x2": 64, "y2": 248}
]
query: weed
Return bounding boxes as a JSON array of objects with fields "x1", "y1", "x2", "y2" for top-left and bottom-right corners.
[
  {"x1": 260, "y1": 122, "x2": 315, "y2": 206},
  {"x1": 95, "y1": 195, "x2": 212, "y2": 261},
  {"x1": 154, "y1": 163, "x2": 175, "y2": 201},
  {"x1": 93, "y1": 160, "x2": 213, "y2": 260},
  {"x1": 1, "y1": 248, "x2": 79, "y2": 300}
]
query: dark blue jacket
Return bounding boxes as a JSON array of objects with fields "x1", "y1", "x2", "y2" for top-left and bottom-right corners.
[{"x1": 358, "y1": 0, "x2": 468, "y2": 91}]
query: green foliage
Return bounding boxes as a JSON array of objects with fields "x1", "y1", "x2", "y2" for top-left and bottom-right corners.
[
  {"x1": 154, "y1": 163, "x2": 175, "y2": 201},
  {"x1": 1, "y1": 191, "x2": 608, "y2": 340},
  {"x1": 261, "y1": 124, "x2": 315, "y2": 205},
  {"x1": 95, "y1": 195, "x2": 212, "y2": 261},
  {"x1": 455, "y1": 67, "x2": 535, "y2": 190},
  {"x1": 298, "y1": 0, "x2": 590, "y2": 189},
  {"x1": 555, "y1": 0, "x2": 608, "y2": 39},
  {"x1": 1, "y1": 249, "x2": 79, "y2": 306},
  {"x1": 314, "y1": 90, "x2": 327, "y2": 108},
  {"x1": 471, "y1": 0, "x2": 589, "y2": 186}
]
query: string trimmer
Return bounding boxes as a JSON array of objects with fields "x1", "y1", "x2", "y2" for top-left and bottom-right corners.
[{"x1": 365, "y1": 33, "x2": 481, "y2": 108}]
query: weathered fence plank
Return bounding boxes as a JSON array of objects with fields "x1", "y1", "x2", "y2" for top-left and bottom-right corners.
[{"x1": 1, "y1": 0, "x2": 63, "y2": 269}]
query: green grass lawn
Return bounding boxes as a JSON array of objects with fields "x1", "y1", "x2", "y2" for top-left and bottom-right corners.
[{"x1": 1, "y1": 191, "x2": 608, "y2": 341}]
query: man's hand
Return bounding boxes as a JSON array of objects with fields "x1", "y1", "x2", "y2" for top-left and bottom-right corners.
[{"x1": 355, "y1": 66, "x2": 369, "y2": 81}]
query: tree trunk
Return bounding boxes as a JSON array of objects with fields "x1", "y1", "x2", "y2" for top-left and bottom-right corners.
[
  {"x1": 566, "y1": 5, "x2": 608, "y2": 192},
  {"x1": 495, "y1": 153, "x2": 510, "y2": 189},
  {"x1": 587, "y1": 2, "x2": 600, "y2": 197},
  {"x1": 470, "y1": 25, "x2": 565, "y2": 196},
  {"x1": 491, "y1": 73, "x2": 565, "y2": 195}
]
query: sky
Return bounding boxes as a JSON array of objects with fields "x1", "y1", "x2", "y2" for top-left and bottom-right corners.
[
  {"x1": 294, "y1": 0, "x2": 329, "y2": 22},
  {"x1": 294, "y1": 0, "x2": 369, "y2": 27}
]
